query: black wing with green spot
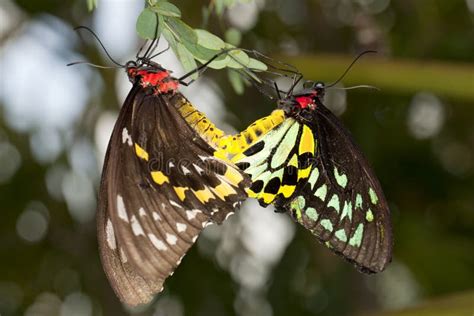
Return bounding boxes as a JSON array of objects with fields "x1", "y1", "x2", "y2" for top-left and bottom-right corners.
[{"x1": 280, "y1": 103, "x2": 392, "y2": 273}]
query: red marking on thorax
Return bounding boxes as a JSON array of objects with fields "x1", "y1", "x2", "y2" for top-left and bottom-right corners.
[
  {"x1": 295, "y1": 96, "x2": 313, "y2": 109},
  {"x1": 139, "y1": 70, "x2": 170, "y2": 87},
  {"x1": 129, "y1": 68, "x2": 180, "y2": 94}
]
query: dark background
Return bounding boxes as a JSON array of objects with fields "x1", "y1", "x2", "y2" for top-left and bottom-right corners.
[{"x1": 1, "y1": 1, "x2": 473, "y2": 315}]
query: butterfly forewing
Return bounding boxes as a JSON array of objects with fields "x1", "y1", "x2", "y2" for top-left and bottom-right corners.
[{"x1": 98, "y1": 84, "x2": 249, "y2": 306}]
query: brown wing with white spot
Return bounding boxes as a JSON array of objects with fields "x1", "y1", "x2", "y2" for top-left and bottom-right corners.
[
  {"x1": 97, "y1": 84, "x2": 249, "y2": 306},
  {"x1": 278, "y1": 103, "x2": 392, "y2": 273}
]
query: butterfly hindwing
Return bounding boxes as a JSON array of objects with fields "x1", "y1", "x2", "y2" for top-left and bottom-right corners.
[
  {"x1": 277, "y1": 104, "x2": 391, "y2": 272},
  {"x1": 231, "y1": 101, "x2": 391, "y2": 272},
  {"x1": 98, "y1": 84, "x2": 249, "y2": 306}
]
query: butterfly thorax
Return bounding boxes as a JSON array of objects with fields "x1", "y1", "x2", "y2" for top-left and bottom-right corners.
[
  {"x1": 278, "y1": 83, "x2": 326, "y2": 123},
  {"x1": 126, "y1": 60, "x2": 179, "y2": 95}
]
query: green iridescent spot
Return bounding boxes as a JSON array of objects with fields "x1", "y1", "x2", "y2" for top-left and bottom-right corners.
[
  {"x1": 291, "y1": 196, "x2": 306, "y2": 222},
  {"x1": 305, "y1": 207, "x2": 318, "y2": 221},
  {"x1": 366, "y1": 209, "x2": 374, "y2": 222},
  {"x1": 320, "y1": 219, "x2": 333, "y2": 232},
  {"x1": 327, "y1": 194, "x2": 340, "y2": 212},
  {"x1": 349, "y1": 223, "x2": 364, "y2": 247},
  {"x1": 308, "y1": 168, "x2": 320, "y2": 190},
  {"x1": 334, "y1": 166, "x2": 348, "y2": 188},
  {"x1": 315, "y1": 184, "x2": 327, "y2": 201},
  {"x1": 335, "y1": 229, "x2": 347, "y2": 242},
  {"x1": 369, "y1": 187, "x2": 378, "y2": 205},
  {"x1": 298, "y1": 196, "x2": 306, "y2": 209},
  {"x1": 341, "y1": 200, "x2": 353, "y2": 221},
  {"x1": 355, "y1": 193, "x2": 363, "y2": 209}
]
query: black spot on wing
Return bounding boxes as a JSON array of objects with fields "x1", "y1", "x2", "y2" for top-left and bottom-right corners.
[
  {"x1": 282, "y1": 165, "x2": 298, "y2": 186},
  {"x1": 243, "y1": 141, "x2": 264, "y2": 156},
  {"x1": 264, "y1": 177, "x2": 281, "y2": 194},
  {"x1": 250, "y1": 180, "x2": 264, "y2": 193}
]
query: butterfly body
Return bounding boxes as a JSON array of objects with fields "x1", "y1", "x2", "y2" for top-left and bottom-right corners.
[
  {"x1": 229, "y1": 82, "x2": 392, "y2": 273},
  {"x1": 98, "y1": 59, "x2": 250, "y2": 306}
]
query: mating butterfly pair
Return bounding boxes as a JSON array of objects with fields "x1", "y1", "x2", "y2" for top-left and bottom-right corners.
[{"x1": 97, "y1": 44, "x2": 392, "y2": 306}]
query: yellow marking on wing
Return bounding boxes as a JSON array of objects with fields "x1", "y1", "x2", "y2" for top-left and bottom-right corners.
[
  {"x1": 151, "y1": 171, "x2": 169, "y2": 185},
  {"x1": 298, "y1": 166, "x2": 312, "y2": 180},
  {"x1": 224, "y1": 166, "x2": 244, "y2": 186},
  {"x1": 299, "y1": 125, "x2": 315, "y2": 155},
  {"x1": 213, "y1": 149, "x2": 229, "y2": 161},
  {"x1": 193, "y1": 187, "x2": 215, "y2": 203},
  {"x1": 261, "y1": 192, "x2": 276, "y2": 204},
  {"x1": 173, "y1": 186, "x2": 188, "y2": 201},
  {"x1": 279, "y1": 185, "x2": 296, "y2": 198},
  {"x1": 288, "y1": 153, "x2": 298, "y2": 168},
  {"x1": 211, "y1": 182, "x2": 237, "y2": 200},
  {"x1": 134, "y1": 143, "x2": 149, "y2": 161},
  {"x1": 246, "y1": 188, "x2": 257, "y2": 198}
]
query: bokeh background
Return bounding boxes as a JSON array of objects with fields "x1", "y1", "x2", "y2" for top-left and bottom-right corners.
[{"x1": 1, "y1": 0, "x2": 474, "y2": 315}]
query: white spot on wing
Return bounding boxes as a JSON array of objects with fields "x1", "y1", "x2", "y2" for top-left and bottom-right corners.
[
  {"x1": 122, "y1": 128, "x2": 132, "y2": 146},
  {"x1": 176, "y1": 222, "x2": 187, "y2": 232},
  {"x1": 120, "y1": 248, "x2": 128, "y2": 263},
  {"x1": 192, "y1": 235, "x2": 198, "y2": 242},
  {"x1": 225, "y1": 212, "x2": 235, "y2": 220},
  {"x1": 177, "y1": 254, "x2": 185, "y2": 265},
  {"x1": 105, "y1": 219, "x2": 116, "y2": 250},
  {"x1": 130, "y1": 215, "x2": 145, "y2": 236},
  {"x1": 117, "y1": 195, "x2": 129, "y2": 222},
  {"x1": 152, "y1": 212, "x2": 161, "y2": 221},
  {"x1": 169, "y1": 161, "x2": 175, "y2": 168},
  {"x1": 166, "y1": 233, "x2": 178, "y2": 245},
  {"x1": 181, "y1": 165, "x2": 191, "y2": 175},
  {"x1": 193, "y1": 163, "x2": 204, "y2": 175},
  {"x1": 139, "y1": 207, "x2": 147, "y2": 217},
  {"x1": 170, "y1": 200, "x2": 182, "y2": 208},
  {"x1": 186, "y1": 209, "x2": 201, "y2": 220},
  {"x1": 148, "y1": 234, "x2": 168, "y2": 250}
]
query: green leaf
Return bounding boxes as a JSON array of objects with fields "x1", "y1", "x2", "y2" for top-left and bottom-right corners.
[
  {"x1": 163, "y1": 16, "x2": 197, "y2": 45},
  {"x1": 195, "y1": 29, "x2": 226, "y2": 50},
  {"x1": 247, "y1": 58, "x2": 268, "y2": 71},
  {"x1": 226, "y1": 47, "x2": 250, "y2": 69},
  {"x1": 136, "y1": 8, "x2": 160, "y2": 40},
  {"x1": 151, "y1": 1, "x2": 181, "y2": 17},
  {"x1": 225, "y1": 28, "x2": 242, "y2": 46},
  {"x1": 161, "y1": 27, "x2": 178, "y2": 53},
  {"x1": 176, "y1": 43, "x2": 198, "y2": 79},
  {"x1": 228, "y1": 69, "x2": 244, "y2": 94}
]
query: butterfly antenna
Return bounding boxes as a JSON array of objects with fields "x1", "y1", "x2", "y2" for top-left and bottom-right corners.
[
  {"x1": 74, "y1": 26, "x2": 124, "y2": 67},
  {"x1": 330, "y1": 84, "x2": 380, "y2": 91},
  {"x1": 149, "y1": 43, "x2": 170, "y2": 60},
  {"x1": 66, "y1": 61, "x2": 120, "y2": 69},
  {"x1": 326, "y1": 50, "x2": 377, "y2": 88}
]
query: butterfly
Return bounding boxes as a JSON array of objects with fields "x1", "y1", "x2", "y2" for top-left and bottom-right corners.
[
  {"x1": 219, "y1": 65, "x2": 392, "y2": 273},
  {"x1": 96, "y1": 47, "x2": 250, "y2": 306}
]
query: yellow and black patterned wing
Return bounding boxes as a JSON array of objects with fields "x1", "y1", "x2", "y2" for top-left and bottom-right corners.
[
  {"x1": 97, "y1": 84, "x2": 249, "y2": 306},
  {"x1": 282, "y1": 103, "x2": 392, "y2": 273},
  {"x1": 231, "y1": 104, "x2": 391, "y2": 273},
  {"x1": 230, "y1": 114, "x2": 315, "y2": 206}
]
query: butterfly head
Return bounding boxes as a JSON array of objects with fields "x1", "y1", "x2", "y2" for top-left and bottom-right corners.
[{"x1": 278, "y1": 81, "x2": 325, "y2": 121}]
